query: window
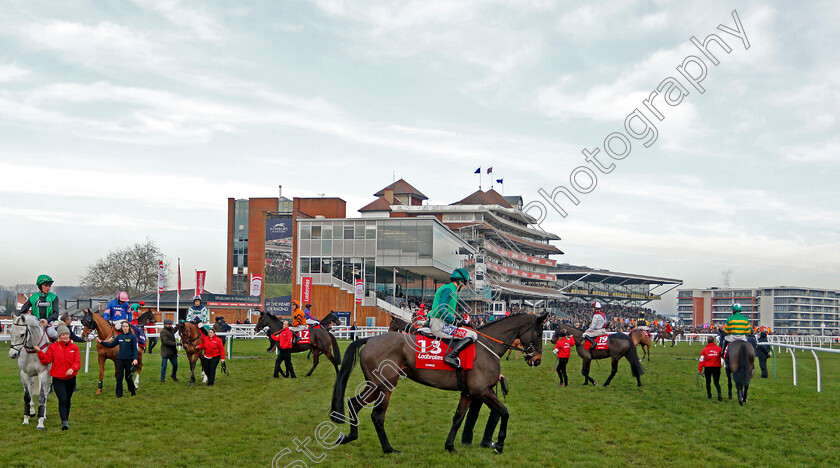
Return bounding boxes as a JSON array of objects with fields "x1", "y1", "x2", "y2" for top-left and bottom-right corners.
[
  {"x1": 344, "y1": 226, "x2": 354, "y2": 239},
  {"x1": 310, "y1": 257, "x2": 321, "y2": 274},
  {"x1": 322, "y1": 258, "x2": 331, "y2": 274},
  {"x1": 322, "y1": 226, "x2": 333, "y2": 240},
  {"x1": 311, "y1": 225, "x2": 322, "y2": 240},
  {"x1": 300, "y1": 225, "x2": 311, "y2": 240},
  {"x1": 354, "y1": 223, "x2": 365, "y2": 240},
  {"x1": 300, "y1": 258, "x2": 310, "y2": 274},
  {"x1": 366, "y1": 225, "x2": 377, "y2": 239}
]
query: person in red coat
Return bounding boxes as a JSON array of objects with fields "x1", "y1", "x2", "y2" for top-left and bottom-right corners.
[
  {"x1": 698, "y1": 336, "x2": 723, "y2": 401},
  {"x1": 197, "y1": 329, "x2": 225, "y2": 386},
  {"x1": 552, "y1": 331, "x2": 575, "y2": 387},
  {"x1": 34, "y1": 325, "x2": 80, "y2": 430},
  {"x1": 665, "y1": 322, "x2": 673, "y2": 334},
  {"x1": 271, "y1": 321, "x2": 296, "y2": 378}
]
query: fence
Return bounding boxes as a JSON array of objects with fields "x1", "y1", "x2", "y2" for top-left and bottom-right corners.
[{"x1": 757, "y1": 342, "x2": 840, "y2": 393}]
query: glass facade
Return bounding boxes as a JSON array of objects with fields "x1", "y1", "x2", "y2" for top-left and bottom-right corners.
[
  {"x1": 231, "y1": 199, "x2": 249, "y2": 295},
  {"x1": 297, "y1": 218, "x2": 472, "y2": 300}
]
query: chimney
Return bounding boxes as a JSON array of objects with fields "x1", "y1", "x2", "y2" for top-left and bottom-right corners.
[{"x1": 383, "y1": 188, "x2": 394, "y2": 204}]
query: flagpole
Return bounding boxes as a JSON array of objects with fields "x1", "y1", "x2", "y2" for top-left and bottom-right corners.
[{"x1": 175, "y1": 258, "x2": 180, "y2": 323}]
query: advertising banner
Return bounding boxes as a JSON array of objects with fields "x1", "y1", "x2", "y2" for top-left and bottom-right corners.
[
  {"x1": 250, "y1": 274, "x2": 263, "y2": 297},
  {"x1": 265, "y1": 216, "x2": 293, "y2": 316},
  {"x1": 355, "y1": 279, "x2": 364, "y2": 304},
  {"x1": 301, "y1": 276, "x2": 312, "y2": 303},
  {"x1": 196, "y1": 271, "x2": 206, "y2": 296},
  {"x1": 157, "y1": 260, "x2": 165, "y2": 293}
]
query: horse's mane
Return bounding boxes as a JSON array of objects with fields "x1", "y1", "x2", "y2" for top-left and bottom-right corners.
[{"x1": 475, "y1": 312, "x2": 536, "y2": 331}]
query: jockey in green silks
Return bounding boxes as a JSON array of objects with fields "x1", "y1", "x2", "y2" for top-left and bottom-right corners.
[{"x1": 428, "y1": 268, "x2": 477, "y2": 369}]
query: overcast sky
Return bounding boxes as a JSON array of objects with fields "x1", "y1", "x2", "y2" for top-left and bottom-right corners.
[{"x1": 2, "y1": 1, "x2": 838, "y2": 313}]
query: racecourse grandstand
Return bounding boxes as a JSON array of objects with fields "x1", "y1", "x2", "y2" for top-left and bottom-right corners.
[{"x1": 552, "y1": 264, "x2": 682, "y2": 307}]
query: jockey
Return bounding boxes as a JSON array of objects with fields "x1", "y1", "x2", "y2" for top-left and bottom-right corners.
[
  {"x1": 721, "y1": 303, "x2": 750, "y2": 356},
  {"x1": 665, "y1": 322, "x2": 673, "y2": 334},
  {"x1": 130, "y1": 303, "x2": 140, "y2": 326},
  {"x1": 636, "y1": 317, "x2": 649, "y2": 331},
  {"x1": 290, "y1": 300, "x2": 306, "y2": 343},
  {"x1": 103, "y1": 292, "x2": 132, "y2": 329},
  {"x1": 186, "y1": 295, "x2": 210, "y2": 334},
  {"x1": 303, "y1": 304, "x2": 320, "y2": 327},
  {"x1": 582, "y1": 301, "x2": 608, "y2": 348},
  {"x1": 428, "y1": 268, "x2": 477, "y2": 369},
  {"x1": 20, "y1": 274, "x2": 60, "y2": 340}
]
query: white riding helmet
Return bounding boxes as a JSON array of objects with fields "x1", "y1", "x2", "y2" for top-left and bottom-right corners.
[{"x1": 593, "y1": 301, "x2": 603, "y2": 309}]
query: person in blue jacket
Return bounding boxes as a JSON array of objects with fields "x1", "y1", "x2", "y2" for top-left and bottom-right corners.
[
  {"x1": 103, "y1": 292, "x2": 132, "y2": 329},
  {"x1": 97, "y1": 321, "x2": 138, "y2": 397}
]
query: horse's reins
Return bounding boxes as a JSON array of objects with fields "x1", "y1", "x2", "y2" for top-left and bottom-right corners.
[
  {"x1": 9, "y1": 321, "x2": 47, "y2": 354},
  {"x1": 472, "y1": 323, "x2": 537, "y2": 360}
]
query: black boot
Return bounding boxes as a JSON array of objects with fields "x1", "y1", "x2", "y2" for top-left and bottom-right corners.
[{"x1": 443, "y1": 338, "x2": 475, "y2": 368}]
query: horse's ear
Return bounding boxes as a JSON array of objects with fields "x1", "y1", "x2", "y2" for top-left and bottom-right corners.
[{"x1": 538, "y1": 312, "x2": 549, "y2": 322}]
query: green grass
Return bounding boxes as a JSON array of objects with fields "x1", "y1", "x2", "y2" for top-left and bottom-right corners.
[{"x1": 1, "y1": 340, "x2": 838, "y2": 467}]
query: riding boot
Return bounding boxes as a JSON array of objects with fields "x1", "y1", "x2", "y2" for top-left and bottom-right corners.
[{"x1": 443, "y1": 337, "x2": 475, "y2": 368}]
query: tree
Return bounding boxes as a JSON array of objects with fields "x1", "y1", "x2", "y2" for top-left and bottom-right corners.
[{"x1": 81, "y1": 240, "x2": 168, "y2": 297}]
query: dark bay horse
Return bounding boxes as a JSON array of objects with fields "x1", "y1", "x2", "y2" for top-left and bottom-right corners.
[
  {"x1": 331, "y1": 313, "x2": 547, "y2": 454},
  {"x1": 628, "y1": 328, "x2": 652, "y2": 361},
  {"x1": 81, "y1": 309, "x2": 148, "y2": 394},
  {"x1": 175, "y1": 321, "x2": 205, "y2": 386},
  {"x1": 553, "y1": 325, "x2": 644, "y2": 387},
  {"x1": 724, "y1": 340, "x2": 755, "y2": 405},
  {"x1": 255, "y1": 311, "x2": 341, "y2": 376},
  {"x1": 654, "y1": 328, "x2": 684, "y2": 347}
]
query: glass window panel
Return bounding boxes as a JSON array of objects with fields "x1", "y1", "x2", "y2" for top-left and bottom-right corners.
[
  {"x1": 311, "y1": 257, "x2": 321, "y2": 274},
  {"x1": 322, "y1": 226, "x2": 333, "y2": 240},
  {"x1": 344, "y1": 226, "x2": 354, "y2": 239},
  {"x1": 311, "y1": 225, "x2": 322, "y2": 240},
  {"x1": 322, "y1": 258, "x2": 331, "y2": 274},
  {"x1": 300, "y1": 225, "x2": 311, "y2": 240},
  {"x1": 366, "y1": 225, "x2": 377, "y2": 239},
  {"x1": 300, "y1": 258, "x2": 310, "y2": 274},
  {"x1": 322, "y1": 239, "x2": 332, "y2": 255},
  {"x1": 354, "y1": 223, "x2": 365, "y2": 239}
]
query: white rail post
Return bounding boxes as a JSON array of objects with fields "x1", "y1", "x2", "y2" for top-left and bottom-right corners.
[
  {"x1": 788, "y1": 348, "x2": 797, "y2": 386},
  {"x1": 85, "y1": 340, "x2": 91, "y2": 373},
  {"x1": 810, "y1": 350, "x2": 821, "y2": 393}
]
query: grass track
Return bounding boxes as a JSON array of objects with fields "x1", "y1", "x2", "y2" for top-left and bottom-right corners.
[{"x1": 1, "y1": 339, "x2": 838, "y2": 467}]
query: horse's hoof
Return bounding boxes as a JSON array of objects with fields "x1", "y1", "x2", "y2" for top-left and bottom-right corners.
[
  {"x1": 384, "y1": 448, "x2": 401, "y2": 454},
  {"x1": 494, "y1": 445, "x2": 504, "y2": 454},
  {"x1": 445, "y1": 445, "x2": 457, "y2": 453},
  {"x1": 37, "y1": 426, "x2": 45, "y2": 432}
]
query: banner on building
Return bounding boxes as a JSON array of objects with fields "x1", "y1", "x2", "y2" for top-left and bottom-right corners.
[
  {"x1": 355, "y1": 279, "x2": 364, "y2": 304},
  {"x1": 301, "y1": 277, "x2": 312, "y2": 303},
  {"x1": 264, "y1": 216, "x2": 293, "y2": 316},
  {"x1": 196, "y1": 271, "x2": 206, "y2": 296},
  {"x1": 250, "y1": 274, "x2": 263, "y2": 297},
  {"x1": 157, "y1": 260, "x2": 165, "y2": 293}
]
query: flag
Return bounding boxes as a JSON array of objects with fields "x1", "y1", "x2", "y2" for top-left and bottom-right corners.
[
  {"x1": 196, "y1": 271, "x2": 206, "y2": 295},
  {"x1": 496, "y1": 178, "x2": 503, "y2": 184},
  {"x1": 177, "y1": 259, "x2": 181, "y2": 293},
  {"x1": 487, "y1": 167, "x2": 493, "y2": 174},
  {"x1": 474, "y1": 167, "x2": 480, "y2": 174}
]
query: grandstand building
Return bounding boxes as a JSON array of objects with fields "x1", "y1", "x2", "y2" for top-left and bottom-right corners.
[
  {"x1": 552, "y1": 264, "x2": 682, "y2": 307},
  {"x1": 359, "y1": 179, "x2": 566, "y2": 314},
  {"x1": 677, "y1": 286, "x2": 840, "y2": 335}
]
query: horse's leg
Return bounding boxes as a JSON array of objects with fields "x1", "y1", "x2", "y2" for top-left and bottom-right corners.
[
  {"x1": 337, "y1": 383, "x2": 376, "y2": 445},
  {"x1": 480, "y1": 390, "x2": 509, "y2": 454},
  {"x1": 444, "y1": 394, "x2": 472, "y2": 453},
  {"x1": 37, "y1": 374, "x2": 49, "y2": 430},
  {"x1": 134, "y1": 353, "x2": 142, "y2": 389},
  {"x1": 97, "y1": 355, "x2": 106, "y2": 395},
  {"x1": 603, "y1": 356, "x2": 619, "y2": 387},
  {"x1": 306, "y1": 347, "x2": 320, "y2": 377},
  {"x1": 21, "y1": 371, "x2": 33, "y2": 424},
  {"x1": 582, "y1": 358, "x2": 596, "y2": 386},
  {"x1": 371, "y1": 389, "x2": 400, "y2": 454},
  {"x1": 189, "y1": 355, "x2": 197, "y2": 386},
  {"x1": 726, "y1": 365, "x2": 733, "y2": 399}
]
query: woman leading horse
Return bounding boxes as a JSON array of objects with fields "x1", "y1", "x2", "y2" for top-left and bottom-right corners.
[
  {"x1": 81, "y1": 309, "x2": 146, "y2": 395},
  {"x1": 255, "y1": 311, "x2": 341, "y2": 376},
  {"x1": 553, "y1": 325, "x2": 644, "y2": 387}
]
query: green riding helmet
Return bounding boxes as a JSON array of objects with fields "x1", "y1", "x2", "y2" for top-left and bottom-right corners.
[
  {"x1": 731, "y1": 303, "x2": 743, "y2": 313},
  {"x1": 36, "y1": 274, "x2": 54, "y2": 287},
  {"x1": 450, "y1": 268, "x2": 470, "y2": 284}
]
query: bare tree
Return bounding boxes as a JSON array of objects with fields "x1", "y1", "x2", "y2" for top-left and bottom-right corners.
[{"x1": 81, "y1": 240, "x2": 168, "y2": 297}]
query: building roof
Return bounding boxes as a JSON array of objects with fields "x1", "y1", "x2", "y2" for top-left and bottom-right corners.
[
  {"x1": 488, "y1": 278, "x2": 567, "y2": 299},
  {"x1": 358, "y1": 196, "x2": 393, "y2": 213},
  {"x1": 552, "y1": 267, "x2": 682, "y2": 286},
  {"x1": 373, "y1": 178, "x2": 428, "y2": 200},
  {"x1": 452, "y1": 189, "x2": 513, "y2": 209}
]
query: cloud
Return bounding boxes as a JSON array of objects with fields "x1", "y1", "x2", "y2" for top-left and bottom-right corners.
[
  {"x1": 130, "y1": 0, "x2": 225, "y2": 42},
  {"x1": 0, "y1": 63, "x2": 31, "y2": 82}
]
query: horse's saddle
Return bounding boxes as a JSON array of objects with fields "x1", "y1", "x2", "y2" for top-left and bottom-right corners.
[{"x1": 414, "y1": 335, "x2": 475, "y2": 371}]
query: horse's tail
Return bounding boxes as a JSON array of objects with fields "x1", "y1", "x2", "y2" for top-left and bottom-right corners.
[
  {"x1": 733, "y1": 342, "x2": 751, "y2": 387},
  {"x1": 330, "y1": 337, "x2": 370, "y2": 423},
  {"x1": 622, "y1": 335, "x2": 645, "y2": 377},
  {"x1": 330, "y1": 333, "x2": 342, "y2": 365}
]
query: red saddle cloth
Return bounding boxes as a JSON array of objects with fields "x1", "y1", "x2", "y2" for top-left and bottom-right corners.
[
  {"x1": 415, "y1": 335, "x2": 475, "y2": 371},
  {"x1": 297, "y1": 328, "x2": 311, "y2": 345},
  {"x1": 584, "y1": 335, "x2": 610, "y2": 350}
]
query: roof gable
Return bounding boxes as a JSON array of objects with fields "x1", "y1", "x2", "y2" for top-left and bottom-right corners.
[{"x1": 373, "y1": 178, "x2": 427, "y2": 200}]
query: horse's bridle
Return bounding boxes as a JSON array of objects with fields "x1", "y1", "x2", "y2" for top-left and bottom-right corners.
[
  {"x1": 180, "y1": 324, "x2": 202, "y2": 349},
  {"x1": 9, "y1": 320, "x2": 47, "y2": 354},
  {"x1": 474, "y1": 319, "x2": 539, "y2": 360}
]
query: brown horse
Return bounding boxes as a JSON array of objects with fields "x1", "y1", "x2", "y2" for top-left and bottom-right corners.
[
  {"x1": 553, "y1": 325, "x2": 644, "y2": 387},
  {"x1": 628, "y1": 328, "x2": 652, "y2": 361},
  {"x1": 175, "y1": 321, "x2": 206, "y2": 386},
  {"x1": 654, "y1": 328, "x2": 684, "y2": 347},
  {"x1": 330, "y1": 312, "x2": 547, "y2": 454},
  {"x1": 255, "y1": 312, "x2": 341, "y2": 376},
  {"x1": 724, "y1": 340, "x2": 755, "y2": 405},
  {"x1": 504, "y1": 339, "x2": 523, "y2": 360},
  {"x1": 81, "y1": 309, "x2": 149, "y2": 395}
]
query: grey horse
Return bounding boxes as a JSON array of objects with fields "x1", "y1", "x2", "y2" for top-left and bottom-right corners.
[{"x1": 8, "y1": 313, "x2": 52, "y2": 430}]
